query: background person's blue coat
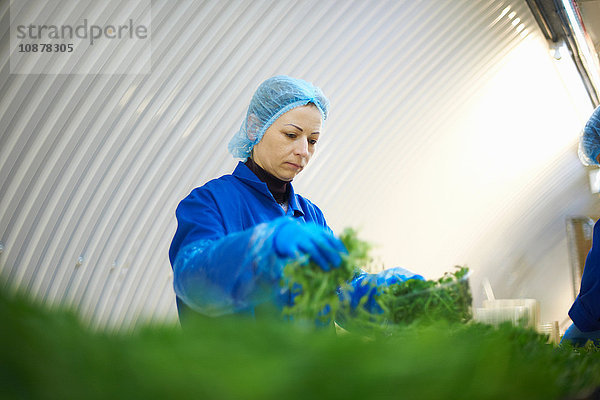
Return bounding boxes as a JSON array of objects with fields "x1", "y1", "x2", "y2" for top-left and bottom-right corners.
[
  {"x1": 561, "y1": 218, "x2": 600, "y2": 346},
  {"x1": 569, "y1": 218, "x2": 600, "y2": 332}
]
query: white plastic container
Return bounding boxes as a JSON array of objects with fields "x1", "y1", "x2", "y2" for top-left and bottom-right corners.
[
  {"x1": 537, "y1": 321, "x2": 560, "y2": 344},
  {"x1": 474, "y1": 299, "x2": 540, "y2": 329},
  {"x1": 474, "y1": 305, "x2": 529, "y2": 327}
]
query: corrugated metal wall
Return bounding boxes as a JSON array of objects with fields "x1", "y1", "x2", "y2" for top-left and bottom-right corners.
[{"x1": 1, "y1": 0, "x2": 598, "y2": 331}]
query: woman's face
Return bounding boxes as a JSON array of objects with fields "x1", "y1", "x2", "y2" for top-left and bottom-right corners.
[{"x1": 251, "y1": 104, "x2": 322, "y2": 181}]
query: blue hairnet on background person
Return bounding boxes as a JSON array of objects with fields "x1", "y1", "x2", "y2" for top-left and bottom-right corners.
[
  {"x1": 169, "y1": 75, "x2": 422, "y2": 322},
  {"x1": 578, "y1": 105, "x2": 600, "y2": 166},
  {"x1": 561, "y1": 104, "x2": 600, "y2": 346}
]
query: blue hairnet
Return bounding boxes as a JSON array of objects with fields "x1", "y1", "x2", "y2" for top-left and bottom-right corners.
[
  {"x1": 228, "y1": 75, "x2": 330, "y2": 159},
  {"x1": 579, "y1": 105, "x2": 600, "y2": 166}
]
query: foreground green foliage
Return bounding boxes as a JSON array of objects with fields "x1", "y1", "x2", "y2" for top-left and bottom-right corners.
[
  {"x1": 1, "y1": 288, "x2": 600, "y2": 400},
  {"x1": 2, "y1": 230, "x2": 599, "y2": 399}
]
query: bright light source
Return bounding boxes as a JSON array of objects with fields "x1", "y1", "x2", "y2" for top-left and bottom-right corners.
[{"x1": 560, "y1": 0, "x2": 600, "y2": 94}]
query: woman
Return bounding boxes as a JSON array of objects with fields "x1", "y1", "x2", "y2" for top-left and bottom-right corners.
[
  {"x1": 561, "y1": 104, "x2": 600, "y2": 346},
  {"x1": 169, "y1": 76, "x2": 421, "y2": 320}
]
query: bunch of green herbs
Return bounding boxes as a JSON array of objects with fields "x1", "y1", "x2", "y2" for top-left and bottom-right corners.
[
  {"x1": 377, "y1": 266, "x2": 472, "y2": 326},
  {"x1": 280, "y1": 228, "x2": 370, "y2": 324},
  {"x1": 282, "y1": 228, "x2": 472, "y2": 330}
]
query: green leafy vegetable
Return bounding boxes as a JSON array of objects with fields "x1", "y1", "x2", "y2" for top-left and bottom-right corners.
[
  {"x1": 282, "y1": 228, "x2": 472, "y2": 329},
  {"x1": 281, "y1": 228, "x2": 370, "y2": 324},
  {"x1": 377, "y1": 266, "x2": 472, "y2": 325},
  {"x1": 3, "y1": 228, "x2": 599, "y2": 399},
  {"x1": 2, "y1": 287, "x2": 600, "y2": 400}
]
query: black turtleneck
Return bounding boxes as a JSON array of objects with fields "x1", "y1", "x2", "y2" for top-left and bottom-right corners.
[{"x1": 244, "y1": 158, "x2": 290, "y2": 204}]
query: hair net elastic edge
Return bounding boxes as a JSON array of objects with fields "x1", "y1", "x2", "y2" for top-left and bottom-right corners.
[{"x1": 230, "y1": 100, "x2": 327, "y2": 160}]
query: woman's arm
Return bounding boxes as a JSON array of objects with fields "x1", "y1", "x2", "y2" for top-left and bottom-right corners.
[
  {"x1": 172, "y1": 220, "x2": 286, "y2": 317},
  {"x1": 170, "y1": 187, "x2": 345, "y2": 317}
]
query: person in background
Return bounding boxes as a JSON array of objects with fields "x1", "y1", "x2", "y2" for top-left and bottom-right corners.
[
  {"x1": 169, "y1": 75, "x2": 422, "y2": 322},
  {"x1": 561, "y1": 104, "x2": 600, "y2": 346}
]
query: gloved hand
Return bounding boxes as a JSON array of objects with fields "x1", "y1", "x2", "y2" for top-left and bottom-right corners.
[
  {"x1": 375, "y1": 267, "x2": 425, "y2": 286},
  {"x1": 560, "y1": 323, "x2": 600, "y2": 347},
  {"x1": 347, "y1": 267, "x2": 425, "y2": 313},
  {"x1": 273, "y1": 219, "x2": 347, "y2": 271}
]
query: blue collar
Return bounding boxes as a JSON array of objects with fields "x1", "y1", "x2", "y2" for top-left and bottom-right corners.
[{"x1": 232, "y1": 162, "x2": 304, "y2": 216}]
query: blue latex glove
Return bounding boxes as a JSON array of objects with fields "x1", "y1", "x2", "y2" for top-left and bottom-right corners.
[
  {"x1": 560, "y1": 323, "x2": 600, "y2": 347},
  {"x1": 273, "y1": 219, "x2": 347, "y2": 271},
  {"x1": 347, "y1": 267, "x2": 425, "y2": 313}
]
